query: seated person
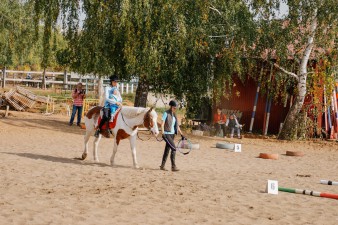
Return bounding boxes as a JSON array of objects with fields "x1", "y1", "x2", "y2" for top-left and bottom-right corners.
[
  {"x1": 225, "y1": 113, "x2": 242, "y2": 138},
  {"x1": 213, "y1": 108, "x2": 226, "y2": 137}
]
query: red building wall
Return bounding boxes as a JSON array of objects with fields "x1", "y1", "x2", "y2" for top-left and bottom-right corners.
[{"x1": 217, "y1": 77, "x2": 291, "y2": 134}]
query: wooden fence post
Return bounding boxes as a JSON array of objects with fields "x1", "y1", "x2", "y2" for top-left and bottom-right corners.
[{"x1": 1, "y1": 67, "x2": 6, "y2": 88}]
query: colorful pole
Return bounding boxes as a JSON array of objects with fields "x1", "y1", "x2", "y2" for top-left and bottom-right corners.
[
  {"x1": 263, "y1": 65, "x2": 274, "y2": 135},
  {"x1": 327, "y1": 106, "x2": 332, "y2": 134},
  {"x1": 279, "y1": 187, "x2": 338, "y2": 200},
  {"x1": 323, "y1": 86, "x2": 328, "y2": 135},
  {"x1": 321, "y1": 180, "x2": 338, "y2": 186},
  {"x1": 249, "y1": 82, "x2": 260, "y2": 133},
  {"x1": 332, "y1": 87, "x2": 338, "y2": 137},
  {"x1": 264, "y1": 97, "x2": 272, "y2": 135},
  {"x1": 263, "y1": 96, "x2": 268, "y2": 134},
  {"x1": 249, "y1": 66, "x2": 264, "y2": 133},
  {"x1": 330, "y1": 95, "x2": 335, "y2": 139}
]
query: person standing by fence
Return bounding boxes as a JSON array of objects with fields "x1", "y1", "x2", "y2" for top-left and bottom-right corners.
[{"x1": 69, "y1": 82, "x2": 86, "y2": 126}]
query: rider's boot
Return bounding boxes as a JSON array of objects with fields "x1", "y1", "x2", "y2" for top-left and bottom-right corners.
[
  {"x1": 160, "y1": 148, "x2": 170, "y2": 171},
  {"x1": 106, "y1": 121, "x2": 110, "y2": 138},
  {"x1": 170, "y1": 151, "x2": 179, "y2": 172},
  {"x1": 94, "y1": 129, "x2": 100, "y2": 138}
]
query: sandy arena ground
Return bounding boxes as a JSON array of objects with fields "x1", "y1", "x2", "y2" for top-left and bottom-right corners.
[{"x1": 0, "y1": 111, "x2": 338, "y2": 225}]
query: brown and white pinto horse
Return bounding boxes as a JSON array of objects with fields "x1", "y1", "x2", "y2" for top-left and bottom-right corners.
[{"x1": 82, "y1": 106, "x2": 159, "y2": 168}]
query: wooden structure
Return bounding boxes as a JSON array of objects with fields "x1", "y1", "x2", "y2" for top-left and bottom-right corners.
[{"x1": 3, "y1": 86, "x2": 53, "y2": 112}]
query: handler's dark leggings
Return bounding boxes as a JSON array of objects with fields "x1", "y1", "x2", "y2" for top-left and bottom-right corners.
[{"x1": 161, "y1": 134, "x2": 177, "y2": 168}]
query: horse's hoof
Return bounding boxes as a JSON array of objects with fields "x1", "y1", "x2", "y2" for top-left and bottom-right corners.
[
  {"x1": 134, "y1": 165, "x2": 140, "y2": 169},
  {"x1": 81, "y1": 153, "x2": 87, "y2": 160}
]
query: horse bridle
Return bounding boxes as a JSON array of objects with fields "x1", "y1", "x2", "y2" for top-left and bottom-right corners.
[
  {"x1": 143, "y1": 110, "x2": 154, "y2": 130},
  {"x1": 120, "y1": 108, "x2": 154, "y2": 131},
  {"x1": 136, "y1": 109, "x2": 156, "y2": 141}
]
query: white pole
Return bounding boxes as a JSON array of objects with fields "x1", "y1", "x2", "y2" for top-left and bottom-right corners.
[
  {"x1": 121, "y1": 83, "x2": 124, "y2": 94},
  {"x1": 126, "y1": 83, "x2": 129, "y2": 94},
  {"x1": 131, "y1": 83, "x2": 134, "y2": 93}
]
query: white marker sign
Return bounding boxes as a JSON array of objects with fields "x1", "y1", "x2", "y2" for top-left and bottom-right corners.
[
  {"x1": 266, "y1": 180, "x2": 278, "y2": 195},
  {"x1": 234, "y1": 144, "x2": 241, "y2": 152}
]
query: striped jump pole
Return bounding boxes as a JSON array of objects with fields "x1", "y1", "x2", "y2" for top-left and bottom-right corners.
[
  {"x1": 321, "y1": 180, "x2": 338, "y2": 186},
  {"x1": 332, "y1": 87, "x2": 338, "y2": 137},
  {"x1": 249, "y1": 82, "x2": 260, "y2": 133},
  {"x1": 328, "y1": 105, "x2": 333, "y2": 139},
  {"x1": 324, "y1": 86, "x2": 328, "y2": 135},
  {"x1": 264, "y1": 97, "x2": 272, "y2": 135},
  {"x1": 330, "y1": 95, "x2": 335, "y2": 139},
  {"x1": 263, "y1": 96, "x2": 269, "y2": 135},
  {"x1": 278, "y1": 187, "x2": 338, "y2": 200}
]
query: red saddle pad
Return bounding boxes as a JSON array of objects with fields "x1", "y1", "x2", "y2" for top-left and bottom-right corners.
[{"x1": 97, "y1": 109, "x2": 121, "y2": 130}]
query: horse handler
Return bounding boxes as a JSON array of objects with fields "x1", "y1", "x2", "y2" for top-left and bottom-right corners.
[{"x1": 160, "y1": 100, "x2": 184, "y2": 172}]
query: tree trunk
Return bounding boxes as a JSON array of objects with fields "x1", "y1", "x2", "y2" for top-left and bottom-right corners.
[
  {"x1": 278, "y1": 14, "x2": 317, "y2": 140},
  {"x1": 134, "y1": 78, "x2": 149, "y2": 107}
]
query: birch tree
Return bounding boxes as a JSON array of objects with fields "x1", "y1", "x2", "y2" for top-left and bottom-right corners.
[{"x1": 247, "y1": 0, "x2": 338, "y2": 140}]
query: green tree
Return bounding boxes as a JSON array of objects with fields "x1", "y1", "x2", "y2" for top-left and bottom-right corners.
[{"x1": 0, "y1": 0, "x2": 35, "y2": 68}]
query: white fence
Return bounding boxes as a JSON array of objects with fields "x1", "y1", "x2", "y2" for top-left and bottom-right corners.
[{"x1": 0, "y1": 69, "x2": 137, "y2": 94}]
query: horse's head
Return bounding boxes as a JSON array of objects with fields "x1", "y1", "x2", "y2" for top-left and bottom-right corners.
[{"x1": 143, "y1": 107, "x2": 159, "y2": 136}]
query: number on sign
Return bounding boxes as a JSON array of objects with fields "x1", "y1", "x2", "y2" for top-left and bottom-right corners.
[{"x1": 266, "y1": 180, "x2": 278, "y2": 195}]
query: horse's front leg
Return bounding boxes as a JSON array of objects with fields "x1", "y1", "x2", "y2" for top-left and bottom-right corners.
[
  {"x1": 110, "y1": 137, "x2": 118, "y2": 166},
  {"x1": 82, "y1": 129, "x2": 91, "y2": 160},
  {"x1": 93, "y1": 134, "x2": 102, "y2": 162},
  {"x1": 129, "y1": 135, "x2": 139, "y2": 169}
]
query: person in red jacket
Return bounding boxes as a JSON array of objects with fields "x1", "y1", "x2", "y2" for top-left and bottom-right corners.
[{"x1": 213, "y1": 108, "x2": 227, "y2": 137}]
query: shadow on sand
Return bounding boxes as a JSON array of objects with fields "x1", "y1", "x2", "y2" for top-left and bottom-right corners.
[{"x1": 1, "y1": 152, "x2": 133, "y2": 169}]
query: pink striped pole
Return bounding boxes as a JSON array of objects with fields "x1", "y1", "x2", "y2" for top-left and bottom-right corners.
[
  {"x1": 332, "y1": 86, "x2": 338, "y2": 138},
  {"x1": 323, "y1": 86, "x2": 328, "y2": 135}
]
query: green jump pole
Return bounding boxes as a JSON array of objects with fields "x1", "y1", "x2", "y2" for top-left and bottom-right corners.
[{"x1": 278, "y1": 187, "x2": 295, "y2": 193}]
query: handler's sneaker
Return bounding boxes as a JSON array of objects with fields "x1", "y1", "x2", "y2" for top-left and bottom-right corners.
[
  {"x1": 160, "y1": 166, "x2": 167, "y2": 171},
  {"x1": 171, "y1": 166, "x2": 180, "y2": 172}
]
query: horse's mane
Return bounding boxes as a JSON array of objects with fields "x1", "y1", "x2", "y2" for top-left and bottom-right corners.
[{"x1": 121, "y1": 106, "x2": 149, "y2": 118}]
